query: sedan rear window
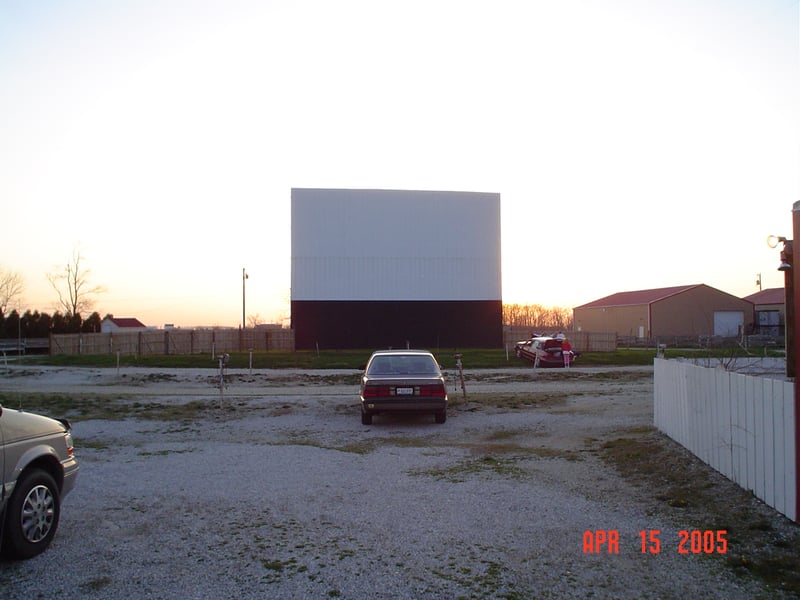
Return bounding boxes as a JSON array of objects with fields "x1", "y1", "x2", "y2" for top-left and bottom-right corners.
[{"x1": 367, "y1": 355, "x2": 438, "y2": 375}]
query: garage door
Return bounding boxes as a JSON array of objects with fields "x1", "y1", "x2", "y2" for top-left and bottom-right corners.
[{"x1": 713, "y1": 311, "x2": 744, "y2": 337}]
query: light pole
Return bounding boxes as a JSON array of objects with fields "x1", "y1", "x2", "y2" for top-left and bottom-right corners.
[
  {"x1": 242, "y1": 268, "x2": 248, "y2": 331},
  {"x1": 768, "y1": 235, "x2": 794, "y2": 377},
  {"x1": 781, "y1": 241, "x2": 794, "y2": 379}
]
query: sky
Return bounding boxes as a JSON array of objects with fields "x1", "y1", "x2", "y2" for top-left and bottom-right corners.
[{"x1": 1, "y1": 0, "x2": 798, "y2": 328}]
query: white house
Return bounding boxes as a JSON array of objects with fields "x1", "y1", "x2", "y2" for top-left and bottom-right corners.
[{"x1": 100, "y1": 317, "x2": 148, "y2": 333}]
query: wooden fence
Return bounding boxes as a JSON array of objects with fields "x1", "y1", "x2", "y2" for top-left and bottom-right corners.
[
  {"x1": 50, "y1": 328, "x2": 295, "y2": 356},
  {"x1": 47, "y1": 328, "x2": 617, "y2": 356},
  {"x1": 654, "y1": 358, "x2": 796, "y2": 521}
]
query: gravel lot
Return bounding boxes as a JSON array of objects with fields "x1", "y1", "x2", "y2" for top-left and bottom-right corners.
[{"x1": 0, "y1": 364, "x2": 796, "y2": 598}]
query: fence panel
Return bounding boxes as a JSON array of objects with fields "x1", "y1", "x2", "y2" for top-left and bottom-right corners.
[
  {"x1": 654, "y1": 358, "x2": 796, "y2": 521},
  {"x1": 49, "y1": 334, "x2": 78, "y2": 355},
  {"x1": 166, "y1": 330, "x2": 193, "y2": 355},
  {"x1": 109, "y1": 332, "x2": 135, "y2": 355},
  {"x1": 730, "y1": 372, "x2": 747, "y2": 490}
]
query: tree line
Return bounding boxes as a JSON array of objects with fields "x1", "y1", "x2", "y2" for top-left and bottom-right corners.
[
  {"x1": 502, "y1": 303, "x2": 573, "y2": 330},
  {"x1": 0, "y1": 309, "x2": 104, "y2": 338}
]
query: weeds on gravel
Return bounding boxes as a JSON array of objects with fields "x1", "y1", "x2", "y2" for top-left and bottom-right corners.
[
  {"x1": 0, "y1": 392, "x2": 146, "y2": 420},
  {"x1": 0, "y1": 392, "x2": 232, "y2": 422},
  {"x1": 138, "y1": 447, "x2": 196, "y2": 457},
  {"x1": 272, "y1": 433, "x2": 378, "y2": 455},
  {"x1": 431, "y1": 545, "x2": 520, "y2": 598},
  {"x1": 410, "y1": 455, "x2": 529, "y2": 482},
  {"x1": 462, "y1": 392, "x2": 569, "y2": 410},
  {"x1": 222, "y1": 373, "x2": 360, "y2": 387},
  {"x1": 79, "y1": 576, "x2": 113, "y2": 593}
]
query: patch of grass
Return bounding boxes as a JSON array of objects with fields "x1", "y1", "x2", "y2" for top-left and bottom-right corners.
[
  {"x1": 429, "y1": 546, "x2": 519, "y2": 597},
  {"x1": 268, "y1": 435, "x2": 377, "y2": 455},
  {"x1": 24, "y1": 345, "x2": 772, "y2": 370},
  {"x1": 224, "y1": 373, "x2": 360, "y2": 387},
  {"x1": 0, "y1": 392, "x2": 226, "y2": 422},
  {"x1": 79, "y1": 576, "x2": 113, "y2": 592},
  {"x1": 0, "y1": 392, "x2": 137, "y2": 420},
  {"x1": 484, "y1": 428, "x2": 526, "y2": 441},
  {"x1": 138, "y1": 447, "x2": 195, "y2": 457},
  {"x1": 334, "y1": 442, "x2": 375, "y2": 455},
  {"x1": 78, "y1": 439, "x2": 110, "y2": 450},
  {"x1": 465, "y1": 392, "x2": 569, "y2": 410},
  {"x1": 29, "y1": 347, "x2": 667, "y2": 370},
  {"x1": 410, "y1": 455, "x2": 529, "y2": 482},
  {"x1": 261, "y1": 558, "x2": 289, "y2": 571}
]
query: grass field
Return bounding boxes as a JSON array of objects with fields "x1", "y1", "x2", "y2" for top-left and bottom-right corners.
[{"x1": 15, "y1": 345, "x2": 781, "y2": 370}]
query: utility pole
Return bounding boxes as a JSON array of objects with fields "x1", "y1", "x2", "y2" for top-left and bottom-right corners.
[{"x1": 242, "y1": 268, "x2": 248, "y2": 331}]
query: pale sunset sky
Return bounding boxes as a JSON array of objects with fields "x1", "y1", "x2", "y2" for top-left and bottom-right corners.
[{"x1": 1, "y1": 0, "x2": 798, "y2": 327}]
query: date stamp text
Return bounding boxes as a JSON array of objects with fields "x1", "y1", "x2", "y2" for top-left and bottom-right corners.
[{"x1": 582, "y1": 530, "x2": 728, "y2": 554}]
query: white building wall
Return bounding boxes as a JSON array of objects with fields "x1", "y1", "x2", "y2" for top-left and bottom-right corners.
[{"x1": 291, "y1": 188, "x2": 501, "y2": 301}]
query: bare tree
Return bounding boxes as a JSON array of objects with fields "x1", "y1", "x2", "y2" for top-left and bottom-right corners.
[
  {"x1": 47, "y1": 250, "x2": 106, "y2": 319},
  {"x1": 0, "y1": 267, "x2": 24, "y2": 314},
  {"x1": 247, "y1": 313, "x2": 264, "y2": 328}
]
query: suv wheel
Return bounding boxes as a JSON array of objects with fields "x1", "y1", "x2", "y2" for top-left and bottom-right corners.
[
  {"x1": 2, "y1": 469, "x2": 61, "y2": 559},
  {"x1": 435, "y1": 410, "x2": 447, "y2": 424},
  {"x1": 361, "y1": 411, "x2": 373, "y2": 425}
]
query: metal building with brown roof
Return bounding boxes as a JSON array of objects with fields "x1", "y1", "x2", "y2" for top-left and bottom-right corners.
[
  {"x1": 743, "y1": 287, "x2": 785, "y2": 337},
  {"x1": 573, "y1": 284, "x2": 754, "y2": 339}
]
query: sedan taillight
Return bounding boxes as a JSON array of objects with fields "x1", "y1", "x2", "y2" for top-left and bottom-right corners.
[
  {"x1": 363, "y1": 385, "x2": 391, "y2": 398},
  {"x1": 419, "y1": 384, "x2": 446, "y2": 397}
]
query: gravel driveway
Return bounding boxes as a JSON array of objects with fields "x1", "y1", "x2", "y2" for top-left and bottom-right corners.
[{"x1": 0, "y1": 364, "x2": 793, "y2": 598}]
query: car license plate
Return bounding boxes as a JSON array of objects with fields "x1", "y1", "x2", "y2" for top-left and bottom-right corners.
[{"x1": 396, "y1": 387, "x2": 414, "y2": 396}]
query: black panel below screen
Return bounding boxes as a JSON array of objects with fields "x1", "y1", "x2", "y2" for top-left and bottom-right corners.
[{"x1": 291, "y1": 300, "x2": 502, "y2": 349}]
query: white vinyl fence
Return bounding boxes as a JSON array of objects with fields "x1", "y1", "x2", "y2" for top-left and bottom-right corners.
[{"x1": 654, "y1": 358, "x2": 796, "y2": 521}]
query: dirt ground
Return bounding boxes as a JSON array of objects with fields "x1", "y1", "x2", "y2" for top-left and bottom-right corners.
[{"x1": 1, "y1": 364, "x2": 799, "y2": 598}]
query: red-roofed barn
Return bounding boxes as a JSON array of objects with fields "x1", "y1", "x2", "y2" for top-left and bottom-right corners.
[{"x1": 573, "y1": 284, "x2": 754, "y2": 340}]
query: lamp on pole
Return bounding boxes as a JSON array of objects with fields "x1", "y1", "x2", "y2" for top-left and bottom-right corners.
[{"x1": 242, "y1": 268, "x2": 248, "y2": 331}]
